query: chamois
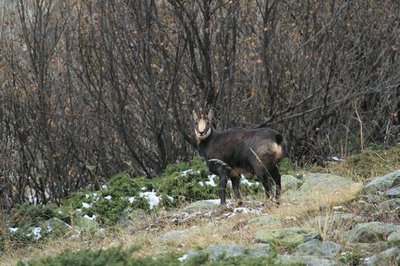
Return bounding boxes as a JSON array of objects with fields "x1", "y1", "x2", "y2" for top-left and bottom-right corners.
[{"x1": 193, "y1": 109, "x2": 283, "y2": 206}]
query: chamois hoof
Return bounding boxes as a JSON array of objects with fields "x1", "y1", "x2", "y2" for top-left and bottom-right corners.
[{"x1": 235, "y1": 199, "x2": 243, "y2": 207}]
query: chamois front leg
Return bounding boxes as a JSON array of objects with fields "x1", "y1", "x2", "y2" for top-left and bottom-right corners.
[{"x1": 219, "y1": 174, "x2": 228, "y2": 205}]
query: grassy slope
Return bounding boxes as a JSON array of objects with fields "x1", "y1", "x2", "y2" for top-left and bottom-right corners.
[{"x1": 2, "y1": 144, "x2": 400, "y2": 265}]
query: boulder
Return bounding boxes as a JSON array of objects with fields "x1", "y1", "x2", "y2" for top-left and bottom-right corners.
[
  {"x1": 281, "y1": 175, "x2": 304, "y2": 192},
  {"x1": 254, "y1": 227, "x2": 321, "y2": 248},
  {"x1": 276, "y1": 254, "x2": 335, "y2": 266},
  {"x1": 385, "y1": 186, "x2": 400, "y2": 198},
  {"x1": 363, "y1": 170, "x2": 400, "y2": 195},
  {"x1": 295, "y1": 239, "x2": 341, "y2": 259},
  {"x1": 183, "y1": 199, "x2": 220, "y2": 213},
  {"x1": 387, "y1": 231, "x2": 400, "y2": 247},
  {"x1": 364, "y1": 247, "x2": 400, "y2": 266},
  {"x1": 341, "y1": 222, "x2": 400, "y2": 244}
]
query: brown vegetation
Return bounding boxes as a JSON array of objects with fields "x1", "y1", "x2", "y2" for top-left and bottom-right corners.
[{"x1": 0, "y1": 0, "x2": 399, "y2": 205}]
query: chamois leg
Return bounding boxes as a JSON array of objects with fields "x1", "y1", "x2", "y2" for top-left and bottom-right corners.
[
  {"x1": 230, "y1": 175, "x2": 243, "y2": 206},
  {"x1": 255, "y1": 168, "x2": 273, "y2": 206},
  {"x1": 218, "y1": 174, "x2": 228, "y2": 205},
  {"x1": 270, "y1": 165, "x2": 281, "y2": 204}
]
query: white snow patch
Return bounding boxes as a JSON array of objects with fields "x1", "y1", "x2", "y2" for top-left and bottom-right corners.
[
  {"x1": 104, "y1": 195, "x2": 112, "y2": 200},
  {"x1": 141, "y1": 187, "x2": 147, "y2": 191},
  {"x1": 47, "y1": 224, "x2": 53, "y2": 233},
  {"x1": 181, "y1": 169, "x2": 193, "y2": 176},
  {"x1": 241, "y1": 175, "x2": 256, "y2": 186},
  {"x1": 199, "y1": 181, "x2": 204, "y2": 186},
  {"x1": 139, "y1": 190, "x2": 161, "y2": 209},
  {"x1": 128, "y1": 196, "x2": 135, "y2": 204},
  {"x1": 82, "y1": 202, "x2": 92, "y2": 209},
  {"x1": 167, "y1": 195, "x2": 174, "y2": 202},
  {"x1": 84, "y1": 214, "x2": 96, "y2": 221},
  {"x1": 32, "y1": 227, "x2": 42, "y2": 240},
  {"x1": 178, "y1": 254, "x2": 188, "y2": 262},
  {"x1": 28, "y1": 195, "x2": 38, "y2": 205},
  {"x1": 101, "y1": 184, "x2": 108, "y2": 189},
  {"x1": 205, "y1": 174, "x2": 217, "y2": 187},
  {"x1": 9, "y1": 227, "x2": 18, "y2": 235}
]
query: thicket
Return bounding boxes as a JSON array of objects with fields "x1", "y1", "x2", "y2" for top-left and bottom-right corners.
[{"x1": 1, "y1": 0, "x2": 399, "y2": 206}]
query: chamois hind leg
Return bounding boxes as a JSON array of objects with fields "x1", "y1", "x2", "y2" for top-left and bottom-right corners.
[
  {"x1": 254, "y1": 168, "x2": 273, "y2": 206},
  {"x1": 230, "y1": 174, "x2": 243, "y2": 206},
  {"x1": 270, "y1": 165, "x2": 281, "y2": 204}
]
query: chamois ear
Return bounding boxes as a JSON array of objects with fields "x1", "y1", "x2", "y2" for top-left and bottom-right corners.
[
  {"x1": 208, "y1": 109, "x2": 214, "y2": 121},
  {"x1": 192, "y1": 110, "x2": 198, "y2": 121}
]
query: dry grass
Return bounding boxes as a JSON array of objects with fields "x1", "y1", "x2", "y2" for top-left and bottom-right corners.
[
  {"x1": 5, "y1": 144, "x2": 398, "y2": 265},
  {"x1": 314, "y1": 143, "x2": 400, "y2": 182}
]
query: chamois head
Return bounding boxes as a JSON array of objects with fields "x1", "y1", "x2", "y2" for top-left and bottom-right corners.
[{"x1": 192, "y1": 109, "x2": 213, "y2": 142}]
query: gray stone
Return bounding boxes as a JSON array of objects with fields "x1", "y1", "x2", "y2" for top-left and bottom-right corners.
[
  {"x1": 249, "y1": 214, "x2": 282, "y2": 227},
  {"x1": 281, "y1": 175, "x2": 304, "y2": 192},
  {"x1": 342, "y1": 222, "x2": 400, "y2": 244},
  {"x1": 379, "y1": 199, "x2": 400, "y2": 211},
  {"x1": 385, "y1": 186, "x2": 400, "y2": 198},
  {"x1": 363, "y1": 170, "x2": 400, "y2": 195},
  {"x1": 300, "y1": 173, "x2": 355, "y2": 193},
  {"x1": 44, "y1": 217, "x2": 72, "y2": 237},
  {"x1": 276, "y1": 254, "x2": 335, "y2": 266},
  {"x1": 295, "y1": 239, "x2": 341, "y2": 259},
  {"x1": 364, "y1": 247, "x2": 400, "y2": 266},
  {"x1": 254, "y1": 227, "x2": 321, "y2": 248},
  {"x1": 183, "y1": 199, "x2": 220, "y2": 213},
  {"x1": 387, "y1": 231, "x2": 400, "y2": 247}
]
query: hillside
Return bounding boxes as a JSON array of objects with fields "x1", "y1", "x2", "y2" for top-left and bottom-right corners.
[{"x1": 1, "y1": 145, "x2": 400, "y2": 265}]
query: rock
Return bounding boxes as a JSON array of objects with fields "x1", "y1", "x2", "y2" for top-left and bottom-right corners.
[
  {"x1": 254, "y1": 227, "x2": 321, "y2": 248},
  {"x1": 183, "y1": 199, "x2": 220, "y2": 213},
  {"x1": 364, "y1": 247, "x2": 400, "y2": 266},
  {"x1": 281, "y1": 175, "x2": 304, "y2": 192},
  {"x1": 379, "y1": 199, "x2": 400, "y2": 211},
  {"x1": 276, "y1": 254, "x2": 335, "y2": 266},
  {"x1": 295, "y1": 239, "x2": 341, "y2": 259},
  {"x1": 387, "y1": 231, "x2": 400, "y2": 247},
  {"x1": 44, "y1": 217, "x2": 72, "y2": 237},
  {"x1": 300, "y1": 173, "x2": 356, "y2": 194},
  {"x1": 180, "y1": 243, "x2": 272, "y2": 262},
  {"x1": 341, "y1": 222, "x2": 400, "y2": 253},
  {"x1": 157, "y1": 229, "x2": 188, "y2": 245},
  {"x1": 249, "y1": 214, "x2": 282, "y2": 228},
  {"x1": 363, "y1": 170, "x2": 400, "y2": 195},
  {"x1": 385, "y1": 186, "x2": 400, "y2": 198},
  {"x1": 183, "y1": 244, "x2": 244, "y2": 261}
]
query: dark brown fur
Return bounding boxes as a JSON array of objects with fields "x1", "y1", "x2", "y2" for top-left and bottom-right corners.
[{"x1": 193, "y1": 110, "x2": 283, "y2": 206}]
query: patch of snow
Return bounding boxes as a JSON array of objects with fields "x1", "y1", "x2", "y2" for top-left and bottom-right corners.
[
  {"x1": 83, "y1": 214, "x2": 96, "y2": 221},
  {"x1": 128, "y1": 196, "x2": 135, "y2": 204},
  {"x1": 9, "y1": 227, "x2": 18, "y2": 235},
  {"x1": 85, "y1": 194, "x2": 90, "y2": 199},
  {"x1": 178, "y1": 254, "x2": 188, "y2": 262},
  {"x1": 166, "y1": 195, "x2": 174, "y2": 202},
  {"x1": 199, "y1": 181, "x2": 204, "y2": 186},
  {"x1": 82, "y1": 202, "x2": 92, "y2": 209},
  {"x1": 104, "y1": 195, "x2": 112, "y2": 200},
  {"x1": 181, "y1": 169, "x2": 193, "y2": 176},
  {"x1": 32, "y1": 227, "x2": 42, "y2": 240},
  {"x1": 139, "y1": 190, "x2": 161, "y2": 209},
  {"x1": 205, "y1": 174, "x2": 217, "y2": 187},
  {"x1": 241, "y1": 175, "x2": 254, "y2": 186},
  {"x1": 47, "y1": 224, "x2": 53, "y2": 233},
  {"x1": 101, "y1": 184, "x2": 108, "y2": 189},
  {"x1": 28, "y1": 195, "x2": 38, "y2": 205}
]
